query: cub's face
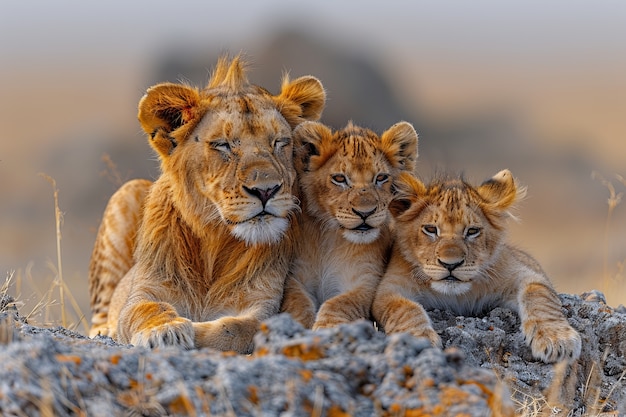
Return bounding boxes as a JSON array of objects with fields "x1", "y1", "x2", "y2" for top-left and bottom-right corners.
[
  {"x1": 390, "y1": 170, "x2": 520, "y2": 295},
  {"x1": 295, "y1": 121, "x2": 418, "y2": 245},
  {"x1": 304, "y1": 137, "x2": 395, "y2": 244}
]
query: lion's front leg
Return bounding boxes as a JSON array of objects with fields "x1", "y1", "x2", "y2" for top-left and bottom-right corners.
[
  {"x1": 280, "y1": 277, "x2": 317, "y2": 329},
  {"x1": 313, "y1": 286, "x2": 375, "y2": 330},
  {"x1": 193, "y1": 316, "x2": 260, "y2": 354},
  {"x1": 118, "y1": 300, "x2": 195, "y2": 349},
  {"x1": 518, "y1": 282, "x2": 581, "y2": 363}
]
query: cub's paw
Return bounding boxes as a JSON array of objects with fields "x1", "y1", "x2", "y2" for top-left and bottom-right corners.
[
  {"x1": 409, "y1": 327, "x2": 443, "y2": 349},
  {"x1": 131, "y1": 317, "x2": 194, "y2": 349},
  {"x1": 312, "y1": 318, "x2": 345, "y2": 331},
  {"x1": 523, "y1": 320, "x2": 581, "y2": 363}
]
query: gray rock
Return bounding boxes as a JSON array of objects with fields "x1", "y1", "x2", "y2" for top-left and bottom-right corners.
[{"x1": 0, "y1": 293, "x2": 624, "y2": 416}]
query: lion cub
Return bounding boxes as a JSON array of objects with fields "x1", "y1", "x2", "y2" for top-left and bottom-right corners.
[
  {"x1": 372, "y1": 170, "x2": 581, "y2": 363},
  {"x1": 281, "y1": 121, "x2": 418, "y2": 329}
]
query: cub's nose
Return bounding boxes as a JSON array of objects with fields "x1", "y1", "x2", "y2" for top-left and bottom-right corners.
[
  {"x1": 352, "y1": 207, "x2": 376, "y2": 220},
  {"x1": 438, "y1": 259, "x2": 464, "y2": 271}
]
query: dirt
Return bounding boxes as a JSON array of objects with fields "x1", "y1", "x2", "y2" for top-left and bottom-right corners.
[{"x1": 0, "y1": 292, "x2": 624, "y2": 416}]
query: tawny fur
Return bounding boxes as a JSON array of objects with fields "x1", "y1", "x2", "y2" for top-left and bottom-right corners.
[
  {"x1": 281, "y1": 121, "x2": 418, "y2": 329},
  {"x1": 88, "y1": 55, "x2": 326, "y2": 353},
  {"x1": 372, "y1": 170, "x2": 582, "y2": 363},
  {"x1": 88, "y1": 179, "x2": 151, "y2": 336}
]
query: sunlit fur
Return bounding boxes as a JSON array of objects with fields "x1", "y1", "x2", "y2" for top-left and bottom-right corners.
[
  {"x1": 372, "y1": 170, "x2": 582, "y2": 363},
  {"x1": 281, "y1": 121, "x2": 418, "y2": 330},
  {"x1": 88, "y1": 55, "x2": 326, "y2": 353},
  {"x1": 88, "y1": 179, "x2": 151, "y2": 334}
]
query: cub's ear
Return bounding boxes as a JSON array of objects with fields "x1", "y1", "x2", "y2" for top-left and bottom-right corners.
[
  {"x1": 293, "y1": 121, "x2": 332, "y2": 171},
  {"x1": 381, "y1": 121, "x2": 418, "y2": 172},
  {"x1": 477, "y1": 169, "x2": 524, "y2": 211},
  {"x1": 275, "y1": 76, "x2": 326, "y2": 128},
  {"x1": 138, "y1": 83, "x2": 202, "y2": 158},
  {"x1": 388, "y1": 171, "x2": 427, "y2": 219}
]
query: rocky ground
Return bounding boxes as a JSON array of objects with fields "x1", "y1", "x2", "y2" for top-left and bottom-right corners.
[{"x1": 0, "y1": 292, "x2": 624, "y2": 417}]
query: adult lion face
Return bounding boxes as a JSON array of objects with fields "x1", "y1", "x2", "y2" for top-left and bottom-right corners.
[{"x1": 137, "y1": 57, "x2": 326, "y2": 245}]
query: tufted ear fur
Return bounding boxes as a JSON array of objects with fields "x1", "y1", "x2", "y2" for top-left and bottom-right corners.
[
  {"x1": 381, "y1": 121, "x2": 419, "y2": 171},
  {"x1": 388, "y1": 171, "x2": 427, "y2": 220},
  {"x1": 477, "y1": 169, "x2": 524, "y2": 212},
  {"x1": 292, "y1": 121, "x2": 334, "y2": 173},
  {"x1": 274, "y1": 76, "x2": 326, "y2": 129},
  {"x1": 137, "y1": 83, "x2": 202, "y2": 158}
]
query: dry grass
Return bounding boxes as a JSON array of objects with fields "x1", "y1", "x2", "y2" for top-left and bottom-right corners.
[
  {"x1": 510, "y1": 347, "x2": 626, "y2": 416},
  {"x1": 39, "y1": 173, "x2": 66, "y2": 327},
  {"x1": 591, "y1": 170, "x2": 626, "y2": 301},
  {"x1": 100, "y1": 153, "x2": 126, "y2": 188},
  {"x1": 2, "y1": 175, "x2": 89, "y2": 334}
]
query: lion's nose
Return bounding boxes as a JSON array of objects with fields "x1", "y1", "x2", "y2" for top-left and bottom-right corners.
[
  {"x1": 438, "y1": 259, "x2": 464, "y2": 271},
  {"x1": 244, "y1": 184, "x2": 282, "y2": 207}
]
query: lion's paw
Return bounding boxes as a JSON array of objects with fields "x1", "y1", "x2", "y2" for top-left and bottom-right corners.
[
  {"x1": 131, "y1": 317, "x2": 195, "y2": 349},
  {"x1": 523, "y1": 320, "x2": 581, "y2": 363}
]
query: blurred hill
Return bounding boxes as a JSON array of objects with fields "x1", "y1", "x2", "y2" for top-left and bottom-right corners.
[
  {"x1": 1, "y1": 26, "x2": 625, "y2": 327},
  {"x1": 152, "y1": 30, "x2": 415, "y2": 133}
]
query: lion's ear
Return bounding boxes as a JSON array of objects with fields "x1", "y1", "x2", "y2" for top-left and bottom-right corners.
[
  {"x1": 477, "y1": 169, "x2": 523, "y2": 211},
  {"x1": 389, "y1": 171, "x2": 427, "y2": 219},
  {"x1": 381, "y1": 121, "x2": 418, "y2": 171},
  {"x1": 138, "y1": 83, "x2": 202, "y2": 157},
  {"x1": 293, "y1": 121, "x2": 332, "y2": 171},
  {"x1": 275, "y1": 76, "x2": 326, "y2": 128}
]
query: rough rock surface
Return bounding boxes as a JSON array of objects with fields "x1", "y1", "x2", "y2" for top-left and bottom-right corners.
[{"x1": 0, "y1": 292, "x2": 624, "y2": 416}]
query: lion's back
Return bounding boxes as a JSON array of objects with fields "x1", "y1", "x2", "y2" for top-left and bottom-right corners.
[{"x1": 88, "y1": 178, "x2": 151, "y2": 337}]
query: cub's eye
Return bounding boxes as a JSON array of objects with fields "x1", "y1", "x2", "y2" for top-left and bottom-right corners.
[
  {"x1": 375, "y1": 173, "x2": 390, "y2": 186},
  {"x1": 331, "y1": 174, "x2": 348, "y2": 185},
  {"x1": 210, "y1": 140, "x2": 231, "y2": 153},
  {"x1": 273, "y1": 137, "x2": 291, "y2": 150},
  {"x1": 422, "y1": 225, "x2": 439, "y2": 238},
  {"x1": 465, "y1": 227, "x2": 482, "y2": 239}
]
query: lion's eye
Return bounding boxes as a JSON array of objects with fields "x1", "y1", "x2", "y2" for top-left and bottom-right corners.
[
  {"x1": 331, "y1": 174, "x2": 348, "y2": 185},
  {"x1": 375, "y1": 173, "x2": 390, "y2": 186},
  {"x1": 465, "y1": 227, "x2": 482, "y2": 239},
  {"x1": 422, "y1": 225, "x2": 439, "y2": 238},
  {"x1": 210, "y1": 140, "x2": 231, "y2": 153},
  {"x1": 273, "y1": 137, "x2": 291, "y2": 150}
]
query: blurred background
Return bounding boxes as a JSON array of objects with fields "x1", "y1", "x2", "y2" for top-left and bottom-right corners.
[{"x1": 1, "y1": 1, "x2": 625, "y2": 330}]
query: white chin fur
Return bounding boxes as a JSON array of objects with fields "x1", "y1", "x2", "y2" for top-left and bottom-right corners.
[
  {"x1": 431, "y1": 280, "x2": 472, "y2": 296},
  {"x1": 231, "y1": 217, "x2": 289, "y2": 245},
  {"x1": 342, "y1": 228, "x2": 380, "y2": 244}
]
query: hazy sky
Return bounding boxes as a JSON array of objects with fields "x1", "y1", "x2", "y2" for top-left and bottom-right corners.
[
  {"x1": 3, "y1": 1, "x2": 625, "y2": 69},
  {"x1": 3, "y1": 1, "x2": 625, "y2": 165}
]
